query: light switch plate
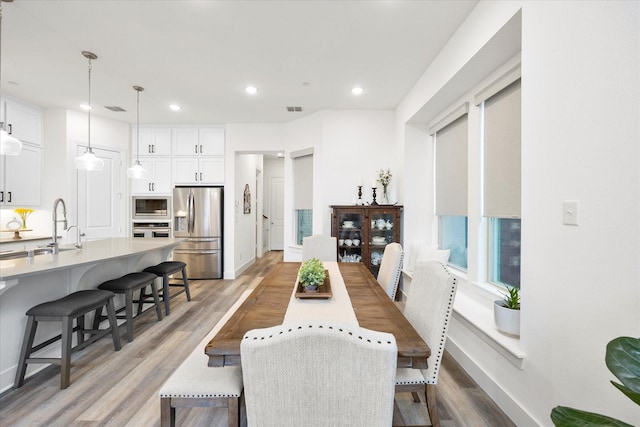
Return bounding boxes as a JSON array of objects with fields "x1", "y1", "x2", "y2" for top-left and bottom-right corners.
[{"x1": 563, "y1": 200, "x2": 579, "y2": 226}]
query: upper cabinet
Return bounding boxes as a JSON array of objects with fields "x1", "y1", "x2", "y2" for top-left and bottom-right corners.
[
  {"x1": 0, "y1": 97, "x2": 43, "y2": 206},
  {"x1": 130, "y1": 158, "x2": 172, "y2": 195},
  {"x1": 134, "y1": 127, "x2": 172, "y2": 156},
  {"x1": 2, "y1": 98, "x2": 43, "y2": 147},
  {"x1": 1, "y1": 144, "x2": 43, "y2": 206},
  {"x1": 129, "y1": 125, "x2": 226, "y2": 193},
  {"x1": 172, "y1": 127, "x2": 225, "y2": 156}
]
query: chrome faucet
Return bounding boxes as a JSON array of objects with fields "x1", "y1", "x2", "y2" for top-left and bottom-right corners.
[
  {"x1": 50, "y1": 198, "x2": 68, "y2": 253},
  {"x1": 66, "y1": 225, "x2": 85, "y2": 249}
]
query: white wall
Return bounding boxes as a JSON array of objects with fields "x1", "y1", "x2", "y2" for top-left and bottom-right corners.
[
  {"x1": 234, "y1": 154, "x2": 261, "y2": 275},
  {"x1": 225, "y1": 123, "x2": 284, "y2": 277},
  {"x1": 1, "y1": 108, "x2": 129, "y2": 241},
  {"x1": 398, "y1": 1, "x2": 640, "y2": 425},
  {"x1": 282, "y1": 110, "x2": 397, "y2": 261}
]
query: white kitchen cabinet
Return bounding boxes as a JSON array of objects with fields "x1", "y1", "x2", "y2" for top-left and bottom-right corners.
[
  {"x1": 172, "y1": 127, "x2": 225, "y2": 156},
  {"x1": 134, "y1": 127, "x2": 172, "y2": 156},
  {"x1": 1, "y1": 98, "x2": 43, "y2": 147},
  {"x1": 172, "y1": 157, "x2": 224, "y2": 184},
  {"x1": 199, "y1": 127, "x2": 225, "y2": 156},
  {"x1": 130, "y1": 158, "x2": 172, "y2": 194},
  {"x1": 1, "y1": 144, "x2": 42, "y2": 206}
]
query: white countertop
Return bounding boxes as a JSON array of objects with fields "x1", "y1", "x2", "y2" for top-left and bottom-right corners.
[{"x1": 0, "y1": 237, "x2": 184, "y2": 281}]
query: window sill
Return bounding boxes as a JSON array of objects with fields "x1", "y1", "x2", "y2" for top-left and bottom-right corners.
[{"x1": 402, "y1": 269, "x2": 525, "y2": 369}]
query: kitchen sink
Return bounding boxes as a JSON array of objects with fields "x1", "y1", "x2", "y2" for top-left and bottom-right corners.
[{"x1": 0, "y1": 245, "x2": 78, "y2": 260}]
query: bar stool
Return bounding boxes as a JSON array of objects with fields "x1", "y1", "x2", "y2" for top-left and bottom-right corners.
[
  {"x1": 143, "y1": 261, "x2": 191, "y2": 316},
  {"x1": 14, "y1": 289, "x2": 121, "y2": 390},
  {"x1": 96, "y1": 272, "x2": 163, "y2": 342}
]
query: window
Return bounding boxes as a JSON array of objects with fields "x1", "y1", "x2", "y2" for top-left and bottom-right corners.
[
  {"x1": 489, "y1": 218, "x2": 520, "y2": 287},
  {"x1": 292, "y1": 149, "x2": 313, "y2": 245},
  {"x1": 432, "y1": 104, "x2": 469, "y2": 270},
  {"x1": 440, "y1": 215, "x2": 468, "y2": 270},
  {"x1": 479, "y1": 73, "x2": 521, "y2": 288}
]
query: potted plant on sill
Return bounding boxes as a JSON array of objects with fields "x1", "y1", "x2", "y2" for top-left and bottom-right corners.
[
  {"x1": 494, "y1": 285, "x2": 520, "y2": 337},
  {"x1": 298, "y1": 258, "x2": 327, "y2": 292}
]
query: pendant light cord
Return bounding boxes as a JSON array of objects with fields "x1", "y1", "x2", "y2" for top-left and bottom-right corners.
[
  {"x1": 87, "y1": 56, "x2": 92, "y2": 151},
  {"x1": 136, "y1": 87, "x2": 140, "y2": 162}
]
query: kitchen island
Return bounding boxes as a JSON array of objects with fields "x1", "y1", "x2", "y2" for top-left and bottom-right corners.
[{"x1": 0, "y1": 237, "x2": 184, "y2": 392}]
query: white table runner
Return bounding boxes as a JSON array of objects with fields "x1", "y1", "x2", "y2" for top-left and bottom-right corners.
[{"x1": 282, "y1": 261, "x2": 358, "y2": 325}]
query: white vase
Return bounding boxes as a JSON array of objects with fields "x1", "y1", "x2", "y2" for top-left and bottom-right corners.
[{"x1": 494, "y1": 301, "x2": 520, "y2": 337}]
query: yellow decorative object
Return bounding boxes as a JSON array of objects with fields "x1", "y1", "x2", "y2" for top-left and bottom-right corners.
[{"x1": 14, "y1": 208, "x2": 34, "y2": 229}]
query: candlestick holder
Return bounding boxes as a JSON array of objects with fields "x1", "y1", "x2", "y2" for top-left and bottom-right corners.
[
  {"x1": 371, "y1": 187, "x2": 378, "y2": 206},
  {"x1": 357, "y1": 186, "x2": 363, "y2": 205}
]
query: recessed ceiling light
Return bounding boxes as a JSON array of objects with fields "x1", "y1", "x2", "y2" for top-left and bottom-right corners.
[
  {"x1": 351, "y1": 86, "x2": 364, "y2": 95},
  {"x1": 169, "y1": 104, "x2": 181, "y2": 111},
  {"x1": 80, "y1": 104, "x2": 92, "y2": 111},
  {"x1": 245, "y1": 86, "x2": 258, "y2": 95}
]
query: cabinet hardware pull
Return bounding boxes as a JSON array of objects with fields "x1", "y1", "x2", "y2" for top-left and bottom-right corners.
[
  {"x1": 152, "y1": 183, "x2": 155, "y2": 191},
  {"x1": 200, "y1": 172, "x2": 203, "y2": 181},
  {"x1": 0, "y1": 191, "x2": 3, "y2": 202},
  {"x1": 8, "y1": 124, "x2": 12, "y2": 134},
  {"x1": 8, "y1": 191, "x2": 12, "y2": 202},
  {"x1": 152, "y1": 144, "x2": 155, "y2": 154},
  {"x1": 148, "y1": 144, "x2": 152, "y2": 154},
  {"x1": 149, "y1": 183, "x2": 152, "y2": 192},
  {"x1": 200, "y1": 144, "x2": 203, "y2": 154},
  {"x1": 195, "y1": 172, "x2": 198, "y2": 181},
  {"x1": 195, "y1": 145, "x2": 198, "y2": 154}
]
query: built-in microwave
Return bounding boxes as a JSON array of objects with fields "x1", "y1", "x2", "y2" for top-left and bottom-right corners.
[{"x1": 132, "y1": 196, "x2": 171, "y2": 220}]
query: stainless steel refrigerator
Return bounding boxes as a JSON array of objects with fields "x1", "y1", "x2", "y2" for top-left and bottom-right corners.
[{"x1": 173, "y1": 186, "x2": 223, "y2": 279}]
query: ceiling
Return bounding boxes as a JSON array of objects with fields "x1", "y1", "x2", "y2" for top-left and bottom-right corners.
[{"x1": 0, "y1": 0, "x2": 478, "y2": 125}]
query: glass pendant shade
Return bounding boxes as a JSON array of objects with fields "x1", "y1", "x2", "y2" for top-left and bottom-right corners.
[
  {"x1": 128, "y1": 85, "x2": 148, "y2": 179},
  {"x1": 76, "y1": 51, "x2": 103, "y2": 172},
  {"x1": 0, "y1": 128, "x2": 22, "y2": 155},
  {"x1": 127, "y1": 160, "x2": 148, "y2": 179},
  {"x1": 75, "y1": 147, "x2": 104, "y2": 171}
]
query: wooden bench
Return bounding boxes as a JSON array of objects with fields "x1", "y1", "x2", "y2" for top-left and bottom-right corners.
[{"x1": 159, "y1": 289, "x2": 252, "y2": 427}]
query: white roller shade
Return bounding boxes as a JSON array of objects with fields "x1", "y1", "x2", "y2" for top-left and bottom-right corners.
[
  {"x1": 435, "y1": 114, "x2": 468, "y2": 216},
  {"x1": 293, "y1": 154, "x2": 313, "y2": 210},
  {"x1": 483, "y1": 79, "x2": 521, "y2": 218}
]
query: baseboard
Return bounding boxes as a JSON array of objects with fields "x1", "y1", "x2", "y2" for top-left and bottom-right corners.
[
  {"x1": 234, "y1": 256, "x2": 256, "y2": 278},
  {"x1": 445, "y1": 336, "x2": 540, "y2": 426}
]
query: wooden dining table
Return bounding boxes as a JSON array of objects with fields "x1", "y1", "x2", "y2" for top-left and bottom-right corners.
[{"x1": 205, "y1": 262, "x2": 430, "y2": 369}]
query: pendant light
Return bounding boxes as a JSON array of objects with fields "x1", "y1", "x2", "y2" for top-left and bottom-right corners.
[
  {"x1": 127, "y1": 85, "x2": 148, "y2": 179},
  {"x1": 0, "y1": 2, "x2": 22, "y2": 156},
  {"x1": 75, "y1": 51, "x2": 104, "y2": 171}
]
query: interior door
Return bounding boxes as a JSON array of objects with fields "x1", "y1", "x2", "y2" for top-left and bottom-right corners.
[
  {"x1": 76, "y1": 146, "x2": 123, "y2": 240},
  {"x1": 270, "y1": 176, "x2": 284, "y2": 250}
]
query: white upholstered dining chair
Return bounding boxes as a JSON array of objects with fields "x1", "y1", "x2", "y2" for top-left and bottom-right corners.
[
  {"x1": 241, "y1": 321, "x2": 398, "y2": 427},
  {"x1": 395, "y1": 261, "x2": 458, "y2": 427},
  {"x1": 302, "y1": 234, "x2": 337, "y2": 261},
  {"x1": 377, "y1": 242, "x2": 404, "y2": 300}
]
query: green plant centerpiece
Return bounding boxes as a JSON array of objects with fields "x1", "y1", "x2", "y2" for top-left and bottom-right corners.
[
  {"x1": 494, "y1": 285, "x2": 521, "y2": 336},
  {"x1": 298, "y1": 258, "x2": 327, "y2": 292},
  {"x1": 551, "y1": 336, "x2": 640, "y2": 426}
]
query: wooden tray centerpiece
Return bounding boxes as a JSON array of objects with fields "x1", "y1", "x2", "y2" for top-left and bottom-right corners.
[
  {"x1": 295, "y1": 273, "x2": 332, "y2": 299},
  {"x1": 295, "y1": 258, "x2": 332, "y2": 299}
]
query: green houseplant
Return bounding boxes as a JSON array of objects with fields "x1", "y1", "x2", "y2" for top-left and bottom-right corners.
[
  {"x1": 551, "y1": 336, "x2": 640, "y2": 427},
  {"x1": 494, "y1": 285, "x2": 521, "y2": 336},
  {"x1": 298, "y1": 258, "x2": 326, "y2": 291}
]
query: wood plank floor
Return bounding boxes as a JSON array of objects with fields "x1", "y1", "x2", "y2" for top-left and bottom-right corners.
[{"x1": 0, "y1": 252, "x2": 515, "y2": 426}]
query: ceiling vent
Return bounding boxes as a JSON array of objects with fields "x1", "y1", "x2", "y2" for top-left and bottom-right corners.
[
  {"x1": 286, "y1": 106, "x2": 303, "y2": 112},
  {"x1": 105, "y1": 106, "x2": 126, "y2": 112}
]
